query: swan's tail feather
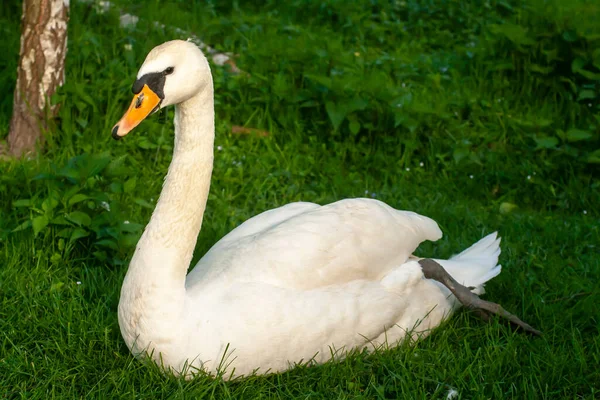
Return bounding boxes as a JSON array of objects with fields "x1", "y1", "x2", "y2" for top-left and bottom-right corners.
[{"x1": 433, "y1": 232, "x2": 502, "y2": 296}]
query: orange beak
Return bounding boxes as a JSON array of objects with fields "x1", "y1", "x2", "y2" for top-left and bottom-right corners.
[{"x1": 112, "y1": 84, "x2": 161, "y2": 139}]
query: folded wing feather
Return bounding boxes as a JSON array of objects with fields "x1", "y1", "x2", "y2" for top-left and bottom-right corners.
[{"x1": 186, "y1": 198, "x2": 442, "y2": 290}]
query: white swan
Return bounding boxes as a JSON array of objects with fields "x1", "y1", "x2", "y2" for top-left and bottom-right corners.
[{"x1": 111, "y1": 40, "x2": 504, "y2": 379}]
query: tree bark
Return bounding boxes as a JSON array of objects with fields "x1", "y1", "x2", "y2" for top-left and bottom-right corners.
[{"x1": 6, "y1": 0, "x2": 69, "y2": 157}]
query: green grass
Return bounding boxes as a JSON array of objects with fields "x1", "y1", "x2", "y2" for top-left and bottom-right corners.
[{"x1": 1, "y1": 0, "x2": 599, "y2": 398}]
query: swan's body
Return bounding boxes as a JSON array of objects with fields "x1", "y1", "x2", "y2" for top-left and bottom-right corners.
[{"x1": 113, "y1": 41, "x2": 502, "y2": 379}]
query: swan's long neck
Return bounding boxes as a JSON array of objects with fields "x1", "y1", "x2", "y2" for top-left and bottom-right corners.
[
  {"x1": 118, "y1": 75, "x2": 214, "y2": 348},
  {"x1": 137, "y1": 87, "x2": 215, "y2": 280},
  {"x1": 132, "y1": 86, "x2": 214, "y2": 282}
]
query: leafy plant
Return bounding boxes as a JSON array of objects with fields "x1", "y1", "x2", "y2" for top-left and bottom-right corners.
[
  {"x1": 478, "y1": 0, "x2": 600, "y2": 165},
  {"x1": 11, "y1": 153, "x2": 144, "y2": 265}
]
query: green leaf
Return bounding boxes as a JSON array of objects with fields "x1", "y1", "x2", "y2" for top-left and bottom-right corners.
[
  {"x1": 124, "y1": 177, "x2": 137, "y2": 194},
  {"x1": 13, "y1": 199, "x2": 32, "y2": 207},
  {"x1": 325, "y1": 101, "x2": 345, "y2": 131},
  {"x1": 96, "y1": 239, "x2": 118, "y2": 250},
  {"x1": 298, "y1": 100, "x2": 318, "y2": 108},
  {"x1": 121, "y1": 222, "x2": 143, "y2": 233},
  {"x1": 489, "y1": 23, "x2": 535, "y2": 46},
  {"x1": 587, "y1": 149, "x2": 600, "y2": 164},
  {"x1": 134, "y1": 198, "x2": 154, "y2": 209},
  {"x1": 110, "y1": 182, "x2": 123, "y2": 193},
  {"x1": 64, "y1": 186, "x2": 80, "y2": 200},
  {"x1": 326, "y1": 98, "x2": 368, "y2": 131},
  {"x1": 12, "y1": 220, "x2": 32, "y2": 232},
  {"x1": 137, "y1": 139, "x2": 156, "y2": 150},
  {"x1": 529, "y1": 64, "x2": 554, "y2": 75},
  {"x1": 453, "y1": 147, "x2": 470, "y2": 163},
  {"x1": 499, "y1": 202, "x2": 518, "y2": 215},
  {"x1": 105, "y1": 155, "x2": 128, "y2": 177},
  {"x1": 66, "y1": 211, "x2": 92, "y2": 227},
  {"x1": 57, "y1": 227, "x2": 74, "y2": 238},
  {"x1": 70, "y1": 228, "x2": 89, "y2": 242},
  {"x1": 68, "y1": 194, "x2": 89, "y2": 206},
  {"x1": 394, "y1": 114, "x2": 419, "y2": 132},
  {"x1": 566, "y1": 129, "x2": 593, "y2": 142},
  {"x1": 576, "y1": 69, "x2": 600, "y2": 81},
  {"x1": 511, "y1": 117, "x2": 553, "y2": 129},
  {"x1": 87, "y1": 155, "x2": 112, "y2": 177},
  {"x1": 41, "y1": 197, "x2": 59, "y2": 213},
  {"x1": 57, "y1": 167, "x2": 80, "y2": 182},
  {"x1": 393, "y1": 92, "x2": 413, "y2": 109},
  {"x1": 349, "y1": 120, "x2": 361, "y2": 135},
  {"x1": 32, "y1": 172, "x2": 55, "y2": 181},
  {"x1": 76, "y1": 118, "x2": 88, "y2": 129},
  {"x1": 571, "y1": 58, "x2": 600, "y2": 80},
  {"x1": 93, "y1": 250, "x2": 108, "y2": 261},
  {"x1": 345, "y1": 98, "x2": 368, "y2": 113},
  {"x1": 304, "y1": 74, "x2": 332, "y2": 89},
  {"x1": 74, "y1": 84, "x2": 99, "y2": 112},
  {"x1": 534, "y1": 136, "x2": 559, "y2": 150},
  {"x1": 577, "y1": 89, "x2": 596, "y2": 101},
  {"x1": 32, "y1": 215, "x2": 50, "y2": 236},
  {"x1": 121, "y1": 233, "x2": 142, "y2": 248},
  {"x1": 571, "y1": 58, "x2": 586, "y2": 73},
  {"x1": 51, "y1": 216, "x2": 71, "y2": 225},
  {"x1": 50, "y1": 253, "x2": 62, "y2": 264}
]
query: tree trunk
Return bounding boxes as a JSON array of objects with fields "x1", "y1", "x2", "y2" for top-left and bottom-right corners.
[{"x1": 6, "y1": 0, "x2": 69, "y2": 157}]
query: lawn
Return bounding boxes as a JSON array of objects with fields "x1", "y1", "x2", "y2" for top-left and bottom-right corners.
[{"x1": 1, "y1": 0, "x2": 599, "y2": 398}]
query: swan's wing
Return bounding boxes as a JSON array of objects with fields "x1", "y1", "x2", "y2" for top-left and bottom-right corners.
[
  {"x1": 186, "y1": 202, "x2": 320, "y2": 286},
  {"x1": 186, "y1": 198, "x2": 442, "y2": 290},
  {"x1": 211, "y1": 201, "x2": 321, "y2": 245}
]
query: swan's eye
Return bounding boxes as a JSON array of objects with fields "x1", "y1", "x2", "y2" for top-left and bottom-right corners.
[{"x1": 165, "y1": 67, "x2": 175, "y2": 75}]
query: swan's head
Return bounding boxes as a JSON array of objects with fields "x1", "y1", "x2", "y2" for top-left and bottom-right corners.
[{"x1": 112, "y1": 40, "x2": 210, "y2": 139}]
